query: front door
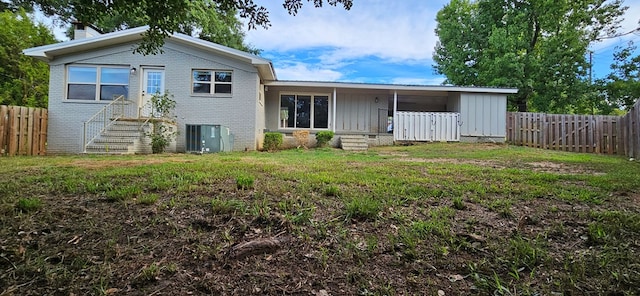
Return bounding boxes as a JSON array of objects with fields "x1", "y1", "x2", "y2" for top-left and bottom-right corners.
[{"x1": 140, "y1": 68, "x2": 165, "y2": 117}]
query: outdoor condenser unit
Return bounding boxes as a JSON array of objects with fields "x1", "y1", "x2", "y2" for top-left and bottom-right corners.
[{"x1": 185, "y1": 124, "x2": 234, "y2": 153}]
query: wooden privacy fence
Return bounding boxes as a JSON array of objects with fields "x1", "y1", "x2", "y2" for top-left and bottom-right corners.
[
  {"x1": 507, "y1": 99, "x2": 640, "y2": 157},
  {"x1": 619, "y1": 100, "x2": 640, "y2": 158},
  {"x1": 0, "y1": 105, "x2": 48, "y2": 156}
]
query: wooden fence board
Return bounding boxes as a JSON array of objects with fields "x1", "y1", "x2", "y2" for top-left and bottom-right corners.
[
  {"x1": 506, "y1": 111, "x2": 629, "y2": 156},
  {"x1": 0, "y1": 105, "x2": 48, "y2": 156},
  {"x1": 0, "y1": 105, "x2": 7, "y2": 154}
]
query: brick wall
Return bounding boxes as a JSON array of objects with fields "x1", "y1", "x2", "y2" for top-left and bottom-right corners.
[{"x1": 46, "y1": 40, "x2": 261, "y2": 154}]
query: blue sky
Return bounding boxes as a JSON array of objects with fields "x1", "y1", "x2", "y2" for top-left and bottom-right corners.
[
  {"x1": 243, "y1": 0, "x2": 640, "y2": 85},
  {"x1": 38, "y1": 0, "x2": 640, "y2": 85}
]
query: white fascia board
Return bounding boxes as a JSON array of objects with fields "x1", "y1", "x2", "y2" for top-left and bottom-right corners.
[
  {"x1": 264, "y1": 81, "x2": 519, "y2": 94},
  {"x1": 171, "y1": 33, "x2": 271, "y2": 65},
  {"x1": 23, "y1": 26, "x2": 149, "y2": 61}
]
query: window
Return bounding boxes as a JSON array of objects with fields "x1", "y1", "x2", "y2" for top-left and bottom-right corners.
[
  {"x1": 280, "y1": 94, "x2": 330, "y2": 129},
  {"x1": 192, "y1": 70, "x2": 232, "y2": 95},
  {"x1": 67, "y1": 66, "x2": 129, "y2": 101}
]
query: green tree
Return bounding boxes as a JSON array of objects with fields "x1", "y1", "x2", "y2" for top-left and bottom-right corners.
[
  {"x1": 10, "y1": 0, "x2": 354, "y2": 54},
  {"x1": 433, "y1": 0, "x2": 626, "y2": 113},
  {"x1": 87, "y1": 0, "x2": 259, "y2": 54},
  {"x1": 0, "y1": 10, "x2": 57, "y2": 108},
  {"x1": 594, "y1": 42, "x2": 640, "y2": 111}
]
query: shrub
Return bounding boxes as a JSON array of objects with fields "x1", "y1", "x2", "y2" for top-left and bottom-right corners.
[
  {"x1": 293, "y1": 130, "x2": 310, "y2": 148},
  {"x1": 149, "y1": 122, "x2": 176, "y2": 154},
  {"x1": 263, "y1": 132, "x2": 283, "y2": 151},
  {"x1": 146, "y1": 91, "x2": 177, "y2": 154},
  {"x1": 315, "y1": 131, "x2": 335, "y2": 147}
]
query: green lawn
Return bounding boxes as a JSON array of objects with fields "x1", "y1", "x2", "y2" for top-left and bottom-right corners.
[{"x1": 1, "y1": 143, "x2": 639, "y2": 295}]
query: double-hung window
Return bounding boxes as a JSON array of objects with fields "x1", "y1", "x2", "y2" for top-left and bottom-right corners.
[
  {"x1": 192, "y1": 70, "x2": 232, "y2": 95},
  {"x1": 66, "y1": 66, "x2": 129, "y2": 101},
  {"x1": 279, "y1": 94, "x2": 329, "y2": 129}
]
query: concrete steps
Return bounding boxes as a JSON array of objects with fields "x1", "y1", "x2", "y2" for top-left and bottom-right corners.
[
  {"x1": 85, "y1": 121, "x2": 146, "y2": 154},
  {"x1": 340, "y1": 135, "x2": 368, "y2": 151}
]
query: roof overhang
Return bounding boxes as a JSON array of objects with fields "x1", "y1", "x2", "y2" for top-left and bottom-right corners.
[
  {"x1": 23, "y1": 26, "x2": 149, "y2": 62},
  {"x1": 264, "y1": 80, "x2": 519, "y2": 94},
  {"x1": 23, "y1": 26, "x2": 277, "y2": 81}
]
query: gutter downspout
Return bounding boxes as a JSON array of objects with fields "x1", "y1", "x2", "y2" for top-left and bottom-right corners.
[
  {"x1": 332, "y1": 88, "x2": 337, "y2": 133},
  {"x1": 393, "y1": 90, "x2": 398, "y2": 142}
]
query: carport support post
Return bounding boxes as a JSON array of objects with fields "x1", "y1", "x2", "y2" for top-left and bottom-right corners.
[
  {"x1": 332, "y1": 88, "x2": 337, "y2": 133},
  {"x1": 393, "y1": 90, "x2": 398, "y2": 141}
]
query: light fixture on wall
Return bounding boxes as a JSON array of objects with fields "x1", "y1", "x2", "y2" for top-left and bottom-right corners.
[
  {"x1": 130, "y1": 67, "x2": 137, "y2": 75},
  {"x1": 375, "y1": 97, "x2": 379, "y2": 103}
]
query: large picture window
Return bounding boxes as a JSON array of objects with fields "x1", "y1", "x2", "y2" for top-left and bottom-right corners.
[
  {"x1": 192, "y1": 70, "x2": 232, "y2": 95},
  {"x1": 67, "y1": 66, "x2": 129, "y2": 101},
  {"x1": 280, "y1": 94, "x2": 329, "y2": 129}
]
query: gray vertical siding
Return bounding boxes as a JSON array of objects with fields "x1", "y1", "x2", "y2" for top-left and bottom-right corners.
[
  {"x1": 263, "y1": 86, "x2": 389, "y2": 134},
  {"x1": 447, "y1": 93, "x2": 460, "y2": 112},
  {"x1": 459, "y1": 93, "x2": 507, "y2": 137},
  {"x1": 46, "y1": 40, "x2": 261, "y2": 153}
]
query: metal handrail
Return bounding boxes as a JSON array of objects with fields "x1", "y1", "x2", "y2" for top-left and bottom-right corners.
[
  {"x1": 138, "y1": 98, "x2": 176, "y2": 131},
  {"x1": 82, "y1": 95, "x2": 133, "y2": 153}
]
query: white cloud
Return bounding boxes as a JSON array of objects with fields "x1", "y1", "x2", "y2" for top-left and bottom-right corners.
[
  {"x1": 274, "y1": 62, "x2": 344, "y2": 81},
  {"x1": 246, "y1": 0, "x2": 444, "y2": 62}
]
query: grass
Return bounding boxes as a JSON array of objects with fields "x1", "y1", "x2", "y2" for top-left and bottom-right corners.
[
  {"x1": 0, "y1": 143, "x2": 639, "y2": 295},
  {"x1": 15, "y1": 197, "x2": 43, "y2": 212}
]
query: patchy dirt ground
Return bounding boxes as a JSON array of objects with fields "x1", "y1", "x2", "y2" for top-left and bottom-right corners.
[{"x1": 1, "y1": 146, "x2": 639, "y2": 295}]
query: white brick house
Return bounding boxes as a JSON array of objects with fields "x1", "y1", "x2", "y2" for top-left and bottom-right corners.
[{"x1": 24, "y1": 26, "x2": 517, "y2": 154}]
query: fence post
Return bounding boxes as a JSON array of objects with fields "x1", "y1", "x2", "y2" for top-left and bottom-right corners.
[{"x1": 83, "y1": 122, "x2": 87, "y2": 153}]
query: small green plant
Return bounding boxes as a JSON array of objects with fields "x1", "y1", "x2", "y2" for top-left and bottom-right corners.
[
  {"x1": 345, "y1": 196, "x2": 381, "y2": 221},
  {"x1": 315, "y1": 131, "x2": 335, "y2": 147},
  {"x1": 149, "y1": 122, "x2": 176, "y2": 154},
  {"x1": 106, "y1": 185, "x2": 142, "y2": 201},
  {"x1": 506, "y1": 236, "x2": 547, "y2": 270},
  {"x1": 138, "y1": 193, "x2": 159, "y2": 205},
  {"x1": 16, "y1": 197, "x2": 42, "y2": 212},
  {"x1": 263, "y1": 132, "x2": 283, "y2": 151},
  {"x1": 236, "y1": 175, "x2": 254, "y2": 190},
  {"x1": 211, "y1": 198, "x2": 246, "y2": 215},
  {"x1": 150, "y1": 91, "x2": 177, "y2": 118},
  {"x1": 137, "y1": 263, "x2": 160, "y2": 282},
  {"x1": 324, "y1": 185, "x2": 340, "y2": 197},
  {"x1": 452, "y1": 196, "x2": 466, "y2": 210},
  {"x1": 146, "y1": 91, "x2": 177, "y2": 154}
]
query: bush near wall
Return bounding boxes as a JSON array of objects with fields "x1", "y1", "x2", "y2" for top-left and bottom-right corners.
[
  {"x1": 315, "y1": 131, "x2": 335, "y2": 147},
  {"x1": 263, "y1": 132, "x2": 283, "y2": 151}
]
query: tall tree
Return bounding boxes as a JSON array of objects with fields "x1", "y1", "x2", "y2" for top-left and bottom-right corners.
[
  {"x1": 10, "y1": 0, "x2": 353, "y2": 54},
  {"x1": 0, "y1": 9, "x2": 57, "y2": 108},
  {"x1": 594, "y1": 41, "x2": 640, "y2": 111},
  {"x1": 433, "y1": 0, "x2": 626, "y2": 112},
  {"x1": 88, "y1": 0, "x2": 259, "y2": 54}
]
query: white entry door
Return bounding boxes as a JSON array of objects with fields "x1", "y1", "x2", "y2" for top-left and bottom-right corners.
[{"x1": 140, "y1": 68, "x2": 165, "y2": 117}]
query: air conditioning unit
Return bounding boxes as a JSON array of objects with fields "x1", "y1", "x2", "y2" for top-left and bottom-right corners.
[{"x1": 185, "y1": 124, "x2": 234, "y2": 153}]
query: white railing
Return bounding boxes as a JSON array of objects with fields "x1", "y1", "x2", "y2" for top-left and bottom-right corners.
[
  {"x1": 139, "y1": 98, "x2": 155, "y2": 118},
  {"x1": 82, "y1": 96, "x2": 134, "y2": 152},
  {"x1": 395, "y1": 111, "x2": 462, "y2": 142}
]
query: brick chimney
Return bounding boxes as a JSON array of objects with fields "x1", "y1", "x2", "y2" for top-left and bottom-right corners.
[{"x1": 72, "y1": 21, "x2": 103, "y2": 40}]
